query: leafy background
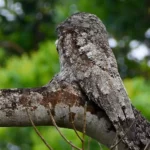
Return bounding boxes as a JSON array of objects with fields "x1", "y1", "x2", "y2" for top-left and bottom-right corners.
[{"x1": 0, "y1": 0, "x2": 150, "y2": 149}]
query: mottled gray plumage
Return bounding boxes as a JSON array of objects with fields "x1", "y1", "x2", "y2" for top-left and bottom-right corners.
[{"x1": 56, "y1": 12, "x2": 135, "y2": 131}]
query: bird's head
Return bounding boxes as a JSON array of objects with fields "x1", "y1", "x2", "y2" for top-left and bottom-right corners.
[
  {"x1": 56, "y1": 12, "x2": 108, "y2": 39},
  {"x1": 55, "y1": 12, "x2": 113, "y2": 71}
]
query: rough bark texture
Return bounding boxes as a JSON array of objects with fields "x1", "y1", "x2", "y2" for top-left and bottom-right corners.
[
  {"x1": 0, "y1": 76, "x2": 117, "y2": 148},
  {"x1": 0, "y1": 12, "x2": 150, "y2": 150}
]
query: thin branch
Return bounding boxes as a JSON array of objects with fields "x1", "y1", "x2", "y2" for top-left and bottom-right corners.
[
  {"x1": 98, "y1": 142, "x2": 104, "y2": 150},
  {"x1": 0, "y1": 41, "x2": 24, "y2": 54},
  {"x1": 110, "y1": 130, "x2": 119, "y2": 150},
  {"x1": 82, "y1": 102, "x2": 87, "y2": 150},
  {"x1": 144, "y1": 140, "x2": 150, "y2": 150},
  {"x1": 48, "y1": 103, "x2": 82, "y2": 150},
  {"x1": 87, "y1": 137, "x2": 91, "y2": 150},
  {"x1": 71, "y1": 146, "x2": 75, "y2": 150},
  {"x1": 110, "y1": 118, "x2": 137, "y2": 150},
  {"x1": 25, "y1": 108, "x2": 53, "y2": 150},
  {"x1": 69, "y1": 104, "x2": 84, "y2": 142}
]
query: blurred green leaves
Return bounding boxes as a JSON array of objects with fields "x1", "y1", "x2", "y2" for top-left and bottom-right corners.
[
  {"x1": 31, "y1": 127, "x2": 108, "y2": 150},
  {"x1": 124, "y1": 77, "x2": 150, "y2": 120},
  {"x1": 0, "y1": 127, "x2": 32, "y2": 150},
  {"x1": 0, "y1": 41, "x2": 59, "y2": 88},
  {"x1": 0, "y1": 0, "x2": 150, "y2": 79}
]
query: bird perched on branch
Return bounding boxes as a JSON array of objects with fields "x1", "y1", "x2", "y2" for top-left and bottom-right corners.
[{"x1": 56, "y1": 12, "x2": 135, "y2": 136}]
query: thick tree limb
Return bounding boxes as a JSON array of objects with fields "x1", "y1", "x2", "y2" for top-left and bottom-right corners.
[
  {"x1": 0, "y1": 12, "x2": 150, "y2": 150},
  {"x1": 0, "y1": 75, "x2": 116, "y2": 148},
  {"x1": 0, "y1": 74, "x2": 150, "y2": 150}
]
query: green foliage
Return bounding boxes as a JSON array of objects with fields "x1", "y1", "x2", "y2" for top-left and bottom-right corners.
[
  {"x1": 31, "y1": 127, "x2": 81, "y2": 150},
  {"x1": 0, "y1": 48, "x2": 7, "y2": 66},
  {"x1": 0, "y1": 0, "x2": 57, "y2": 51},
  {"x1": 0, "y1": 0, "x2": 150, "y2": 78},
  {"x1": 124, "y1": 77, "x2": 150, "y2": 120},
  {"x1": 0, "y1": 127, "x2": 33, "y2": 150},
  {"x1": 31, "y1": 127, "x2": 108, "y2": 150},
  {"x1": 0, "y1": 41, "x2": 59, "y2": 88}
]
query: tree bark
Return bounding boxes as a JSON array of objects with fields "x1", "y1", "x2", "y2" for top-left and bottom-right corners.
[
  {"x1": 0, "y1": 12, "x2": 150, "y2": 150},
  {"x1": 0, "y1": 76, "x2": 116, "y2": 148}
]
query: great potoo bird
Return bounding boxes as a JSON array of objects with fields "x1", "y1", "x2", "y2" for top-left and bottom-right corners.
[{"x1": 56, "y1": 12, "x2": 135, "y2": 131}]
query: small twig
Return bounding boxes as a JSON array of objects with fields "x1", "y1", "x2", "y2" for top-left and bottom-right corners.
[
  {"x1": 0, "y1": 41, "x2": 24, "y2": 54},
  {"x1": 25, "y1": 108, "x2": 53, "y2": 150},
  {"x1": 48, "y1": 103, "x2": 82, "y2": 150},
  {"x1": 111, "y1": 133, "x2": 117, "y2": 147},
  {"x1": 82, "y1": 102, "x2": 87, "y2": 150},
  {"x1": 110, "y1": 119, "x2": 137, "y2": 150},
  {"x1": 144, "y1": 140, "x2": 150, "y2": 150},
  {"x1": 69, "y1": 104, "x2": 84, "y2": 142},
  {"x1": 110, "y1": 130, "x2": 119, "y2": 150},
  {"x1": 87, "y1": 137, "x2": 91, "y2": 150},
  {"x1": 98, "y1": 142, "x2": 104, "y2": 150}
]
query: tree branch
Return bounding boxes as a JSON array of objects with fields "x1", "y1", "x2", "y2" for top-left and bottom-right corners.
[{"x1": 0, "y1": 75, "x2": 116, "y2": 148}]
